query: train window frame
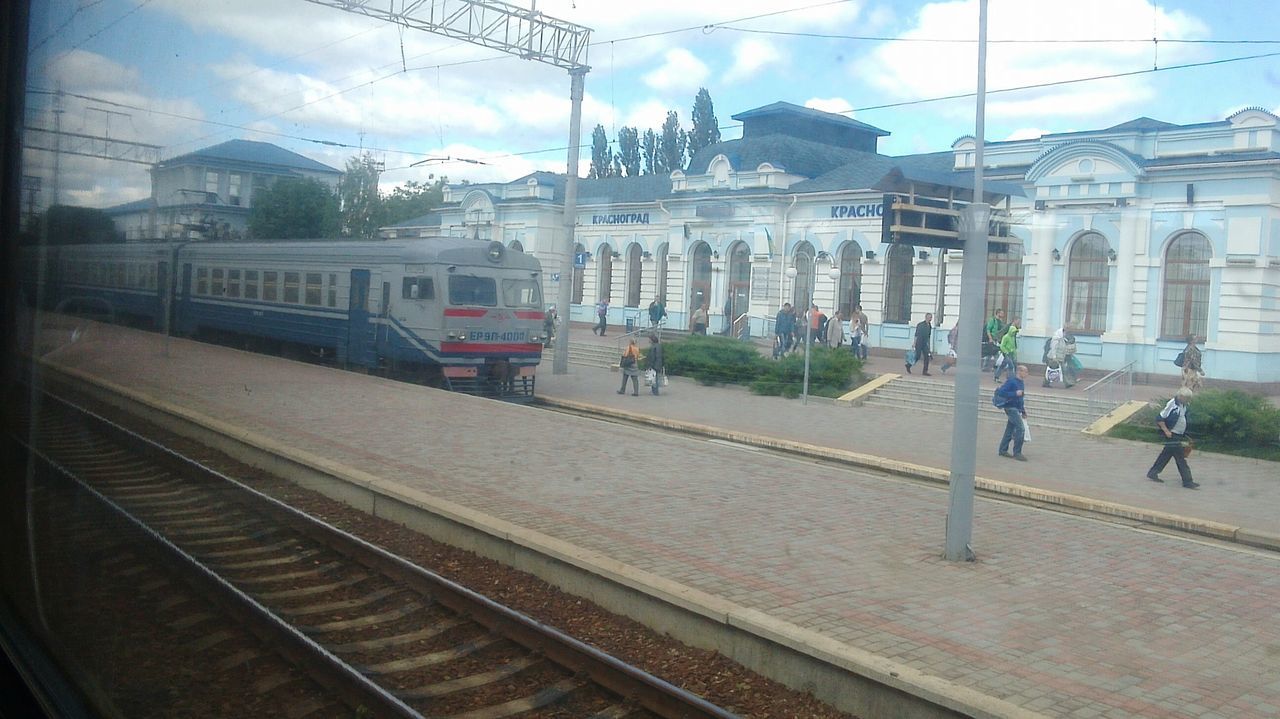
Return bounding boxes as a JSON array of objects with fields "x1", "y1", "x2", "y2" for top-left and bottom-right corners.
[
  {"x1": 263, "y1": 271, "x2": 278, "y2": 302},
  {"x1": 501, "y1": 279, "x2": 542, "y2": 308},
  {"x1": 402, "y1": 276, "x2": 435, "y2": 301},
  {"x1": 284, "y1": 272, "x2": 300, "y2": 303},
  {"x1": 448, "y1": 275, "x2": 497, "y2": 306},
  {"x1": 244, "y1": 270, "x2": 259, "y2": 300},
  {"x1": 227, "y1": 269, "x2": 242, "y2": 298},
  {"x1": 196, "y1": 267, "x2": 208, "y2": 295},
  {"x1": 305, "y1": 272, "x2": 323, "y2": 305},
  {"x1": 211, "y1": 268, "x2": 225, "y2": 296},
  {"x1": 327, "y1": 273, "x2": 337, "y2": 307}
]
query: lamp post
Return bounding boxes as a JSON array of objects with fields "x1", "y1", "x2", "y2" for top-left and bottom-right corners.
[{"x1": 786, "y1": 261, "x2": 841, "y2": 404}]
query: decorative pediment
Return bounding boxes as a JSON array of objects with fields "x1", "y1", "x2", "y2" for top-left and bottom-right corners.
[
  {"x1": 461, "y1": 190, "x2": 496, "y2": 222},
  {"x1": 1025, "y1": 141, "x2": 1143, "y2": 185},
  {"x1": 1227, "y1": 107, "x2": 1278, "y2": 128}
]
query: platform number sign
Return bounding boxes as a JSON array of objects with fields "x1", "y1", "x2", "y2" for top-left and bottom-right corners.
[{"x1": 574, "y1": 252, "x2": 588, "y2": 269}]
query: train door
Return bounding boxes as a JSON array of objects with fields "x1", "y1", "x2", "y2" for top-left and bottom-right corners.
[
  {"x1": 177, "y1": 262, "x2": 192, "y2": 333},
  {"x1": 346, "y1": 269, "x2": 373, "y2": 367},
  {"x1": 157, "y1": 261, "x2": 169, "y2": 330}
]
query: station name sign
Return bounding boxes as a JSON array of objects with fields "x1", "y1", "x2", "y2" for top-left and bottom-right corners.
[
  {"x1": 830, "y1": 203, "x2": 884, "y2": 219},
  {"x1": 591, "y1": 212, "x2": 651, "y2": 225}
]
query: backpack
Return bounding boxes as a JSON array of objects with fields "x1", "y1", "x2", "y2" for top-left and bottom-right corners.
[
  {"x1": 992, "y1": 386, "x2": 1007, "y2": 408},
  {"x1": 1173, "y1": 351, "x2": 1186, "y2": 368}
]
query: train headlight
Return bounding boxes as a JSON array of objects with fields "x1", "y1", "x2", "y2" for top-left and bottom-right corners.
[{"x1": 447, "y1": 331, "x2": 468, "y2": 341}]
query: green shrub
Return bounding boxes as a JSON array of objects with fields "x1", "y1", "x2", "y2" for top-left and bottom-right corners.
[
  {"x1": 749, "y1": 347, "x2": 865, "y2": 398},
  {"x1": 1110, "y1": 388, "x2": 1280, "y2": 461},
  {"x1": 661, "y1": 335, "x2": 768, "y2": 385}
]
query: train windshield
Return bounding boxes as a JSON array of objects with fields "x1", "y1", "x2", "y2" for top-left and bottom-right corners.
[
  {"x1": 501, "y1": 279, "x2": 542, "y2": 308},
  {"x1": 447, "y1": 275, "x2": 497, "y2": 306}
]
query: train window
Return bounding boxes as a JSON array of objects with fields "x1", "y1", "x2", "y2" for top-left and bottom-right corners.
[
  {"x1": 127, "y1": 264, "x2": 138, "y2": 288},
  {"x1": 227, "y1": 270, "x2": 241, "y2": 298},
  {"x1": 263, "y1": 271, "x2": 278, "y2": 302},
  {"x1": 284, "y1": 272, "x2": 300, "y2": 303},
  {"x1": 402, "y1": 277, "x2": 434, "y2": 301},
  {"x1": 501, "y1": 279, "x2": 542, "y2": 308},
  {"x1": 244, "y1": 270, "x2": 259, "y2": 300},
  {"x1": 196, "y1": 267, "x2": 208, "y2": 295},
  {"x1": 327, "y1": 273, "x2": 337, "y2": 307},
  {"x1": 305, "y1": 273, "x2": 323, "y2": 305},
  {"x1": 114, "y1": 262, "x2": 125, "y2": 287},
  {"x1": 211, "y1": 268, "x2": 225, "y2": 296},
  {"x1": 448, "y1": 276, "x2": 497, "y2": 306}
]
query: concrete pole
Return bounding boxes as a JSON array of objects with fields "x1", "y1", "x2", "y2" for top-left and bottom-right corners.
[
  {"x1": 944, "y1": 0, "x2": 989, "y2": 562},
  {"x1": 552, "y1": 68, "x2": 586, "y2": 375}
]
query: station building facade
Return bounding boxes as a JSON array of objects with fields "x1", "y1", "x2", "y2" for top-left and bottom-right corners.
[{"x1": 387, "y1": 102, "x2": 1280, "y2": 383}]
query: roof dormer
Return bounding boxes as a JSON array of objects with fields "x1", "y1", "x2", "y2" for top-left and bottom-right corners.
[{"x1": 952, "y1": 136, "x2": 976, "y2": 169}]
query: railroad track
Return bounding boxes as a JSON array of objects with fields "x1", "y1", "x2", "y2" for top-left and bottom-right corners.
[{"x1": 15, "y1": 390, "x2": 739, "y2": 719}]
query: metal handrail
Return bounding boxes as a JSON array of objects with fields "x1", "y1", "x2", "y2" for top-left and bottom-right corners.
[{"x1": 1084, "y1": 360, "x2": 1137, "y2": 416}]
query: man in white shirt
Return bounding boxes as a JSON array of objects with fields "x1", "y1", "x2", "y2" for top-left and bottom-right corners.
[{"x1": 1146, "y1": 388, "x2": 1199, "y2": 489}]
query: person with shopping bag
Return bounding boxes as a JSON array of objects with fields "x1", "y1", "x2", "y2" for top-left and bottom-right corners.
[
  {"x1": 644, "y1": 334, "x2": 665, "y2": 396},
  {"x1": 994, "y1": 364, "x2": 1030, "y2": 461}
]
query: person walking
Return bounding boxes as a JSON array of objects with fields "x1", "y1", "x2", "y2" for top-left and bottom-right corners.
[
  {"x1": 994, "y1": 318, "x2": 1020, "y2": 382},
  {"x1": 1043, "y1": 327, "x2": 1077, "y2": 388},
  {"x1": 593, "y1": 298, "x2": 609, "y2": 336},
  {"x1": 852, "y1": 305, "x2": 869, "y2": 360},
  {"x1": 645, "y1": 334, "x2": 665, "y2": 396},
  {"x1": 691, "y1": 302, "x2": 709, "y2": 335},
  {"x1": 940, "y1": 323, "x2": 959, "y2": 373},
  {"x1": 1179, "y1": 335, "x2": 1205, "y2": 392},
  {"x1": 826, "y1": 310, "x2": 845, "y2": 349},
  {"x1": 995, "y1": 364, "x2": 1030, "y2": 461},
  {"x1": 1147, "y1": 388, "x2": 1199, "y2": 489},
  {"x1": 774, "y1": 303, "x2": 795, "y2": 357},
  {"x1": 983, "y1": 308, "x2": 1007, "y2": 371},
  {"x1": 647, "y1": 296, "x2": 667, "y2": 328},
  {"x1": 906, "y1": 312, "x2": 934, "y2": 375},
  {"x1": 542, "y1": 305, "x2": 557, "y2": 348},
  {"x1": 617, "y1": 339, "x2": 640, "y2": 396}
]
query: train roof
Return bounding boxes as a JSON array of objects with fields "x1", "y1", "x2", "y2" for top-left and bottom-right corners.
[{"x1": 182, "y1": 237, "x2": 542, "y2": 270}]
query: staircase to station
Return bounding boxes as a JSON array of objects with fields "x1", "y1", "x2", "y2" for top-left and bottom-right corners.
[{"x1": 859, "y1": 376, "x2": 1113, "y2": 431}]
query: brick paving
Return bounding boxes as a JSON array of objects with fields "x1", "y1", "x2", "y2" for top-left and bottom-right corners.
[{"x1": 39, "y1": 320, "x2": 1280, "y2": 718}]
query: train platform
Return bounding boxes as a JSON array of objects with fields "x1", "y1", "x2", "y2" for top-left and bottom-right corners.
[{"x1": 34, "y1": 319, "x2": 1280, "y2": 719}]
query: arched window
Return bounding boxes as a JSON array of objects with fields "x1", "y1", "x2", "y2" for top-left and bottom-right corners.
[
  {"x1": 884, "y1": 244, "x2": 914, "y2": 324},
  {"x1": 985, "y1": 242, "x2": 1025, "y2": 321},
  {"x1": 508, "y1": 240, "x2": 524, "y2": 252},
  {"x1": 656, "y1": 242, "x2": 669, "y2": 304},
  {"x1": 688, "y1": 242, "x2": 712, "y2": 314},
  {"x1": 1161, "y1": 232, "x2": 1212, "y2": 339},
  {"x1": 572, "y1": 242, "x2": 585, "y2": 304},
  {"x1": 837, "y1": 242, "x2": 862, "y2": 316},
  {"x1": 726, "y1": 241, "x2": 751, "y2": 321},
  {"x1": 598, "y1": 243, "x2": 614, "y2": 301},
  {"x1": 792, "y1": 241, "x2": 814, "y2": 310},
  {"x1": 1065, "y1": 232, "x2": 1110, "y2": 333},
  {"x1": 625, "y1": 243, "x2": 643, "y2": 307}
]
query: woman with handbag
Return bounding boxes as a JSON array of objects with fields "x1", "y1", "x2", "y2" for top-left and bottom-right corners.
[
  {"x1": 645, "y1": 334, "x2": 665, "y2": 396},
  {"x1": 617, "y1": 339, "x2": 641, "y2": 396}
]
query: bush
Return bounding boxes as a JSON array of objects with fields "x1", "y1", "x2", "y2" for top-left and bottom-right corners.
[
  {"x1": 749, "y1": 346, "x2": 865, "y2": 398},
  {"x1": 1110, "y1": 388, "x2": 1280, "y2": 461},
  {"x1": 661, "y1": 335, "x2": 769, "y2": 385}
]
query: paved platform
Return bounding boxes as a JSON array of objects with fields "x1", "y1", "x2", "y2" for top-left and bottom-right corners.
[{"x1": 36, "y1": 320, "x2": 1280, "y2": 719}]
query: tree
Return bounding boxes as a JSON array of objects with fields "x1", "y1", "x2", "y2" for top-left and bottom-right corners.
[
  {"x1": 382, "y1": 178, "x2": 447, "y2": 226},
  {"x1": 339, "y1": 152, "x2": 383, "y2": 239},
  {"x1": 616, "y1": 126, "x2": 641, "y2": 177},
  {"x1": 21, "y1": 204, "x2": 121, "y2": 245},
  {"x1": 248, "y1": 177, "x2": 340, "y2": 239},
  {"x1": 642, "y1": 129, "x2": 661, "y2": 175},
  {"x1": 688, "y1": 87, "x2": 721, "y2": 158},
  {"x1": 589, "y1": 124, "x2": 614, "y2": 179},
  {"x1": 659, "y1": 110, "x2": 687, "y2": 173}
]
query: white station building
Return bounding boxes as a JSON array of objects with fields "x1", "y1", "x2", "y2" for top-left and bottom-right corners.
[{"x1": 388, "y1": 101, "x2": 1280, "y2": 384}]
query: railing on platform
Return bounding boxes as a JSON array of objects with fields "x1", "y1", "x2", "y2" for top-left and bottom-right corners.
[{"x1": 1083, "y1": 360, "x2": 1136, "y2": 416}]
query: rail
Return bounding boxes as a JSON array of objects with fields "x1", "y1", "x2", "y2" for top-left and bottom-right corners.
[{"x1": 1083, "y1": 360, "x2": 1137, "y2": 416}]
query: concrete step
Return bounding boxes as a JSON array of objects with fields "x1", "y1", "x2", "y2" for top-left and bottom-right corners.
[
  {"x1": 882, "y1": 378, "x2": 1106, "y2": 411},
  {"x1": 870, "y1": 386, "x2": 1100, "y2": 419},
  {"x1": 859, "y1": 396, "x2": 1086, "y2": 431}
]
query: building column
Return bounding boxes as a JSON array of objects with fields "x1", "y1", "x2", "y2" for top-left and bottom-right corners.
[
  {"x1": 1106, "y1": 209, "x2": 1140, "y2": 343},
  {"x1": 1029, "y1": 216, "x2": 1056, "y2": 336}
]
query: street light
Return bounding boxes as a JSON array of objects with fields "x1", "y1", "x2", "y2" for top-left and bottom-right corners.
[{"x1": 786, "y1": 260, "x2": 842, "y2": 404}]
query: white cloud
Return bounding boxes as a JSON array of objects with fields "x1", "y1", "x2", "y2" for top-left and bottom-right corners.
[
  {"x1": 621, "y1": 100, "x2": 674, "y2": 133},
  {"x1": 805, "y1": 97, "x2": 854, "y2": 116},
  {"x1": 643, "y1": 49, "x2": 709, "y2": 92},
  {"x1": 855, "y1": 0, "x2": 1209, "y2": 122},
  {"x1": 1004, "y1": 127, "x2": 1048, "y2": 141},
  {"x1": 724, "y1": 38, "x2": 782, "y2": 84}
]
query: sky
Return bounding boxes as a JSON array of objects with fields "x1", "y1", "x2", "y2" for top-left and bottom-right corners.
[{"x1": 20, "y1": 0, "x2": 1280, "y2": 210}]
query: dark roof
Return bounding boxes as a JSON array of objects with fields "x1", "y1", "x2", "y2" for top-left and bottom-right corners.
[
  {"x1": 789, "y1": 151, "x2": 955, "y2": 193},
  {"x1": 731, "y1": 102, "x2": 889, "y2": 137},
  {"x1": 159, "y1": 140, "x2": 341, "y2": 175},
  {"x1": 872, "y1": 165, "x2": 1027, "y2": 200},
  {"x1": 1103, "y1": 117, "x2": 1180, "y2": 132},
  {"x1": 103, "y1": 197, "x2": 157, "y2": 215},
  {"x1": 686, "y1": 134, "x2": 872, "y2": 178}
]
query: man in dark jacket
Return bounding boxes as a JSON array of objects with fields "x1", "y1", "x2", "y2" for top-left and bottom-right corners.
[
  {"x1": 906, "y1": 313, "x2": 934, "y2": 375},
  {"x1": 995, "y1": 365, "x2": 1029, "y2": 461},
  {"x1": 774, "y1": 303, "x2": 795, "y2": 356},
  {"x1": 646, "y1": 334, "x2": 665, "y2": 396},
  {"x1": 647, "y1": 296, "x2": 666, "y2": 327}
]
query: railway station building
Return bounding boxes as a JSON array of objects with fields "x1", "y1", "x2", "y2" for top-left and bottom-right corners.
[{"x1": 387, "y1": 101, "x2": 1280, "y2": 384}]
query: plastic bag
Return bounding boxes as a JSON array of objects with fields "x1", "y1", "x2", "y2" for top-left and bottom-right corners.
[
  {"x1": 662, "y1": 371, "x2": 669, "y2": 387},
  {"x1": 905, "y1": 349, "x2": 917, "y2": 366},
  {"x1": 1021, "y1": 415, "x2": 1032, "y2": 442},
  {"x1": 644, "y1": 368, "x2": 656, "y2": 385}
]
